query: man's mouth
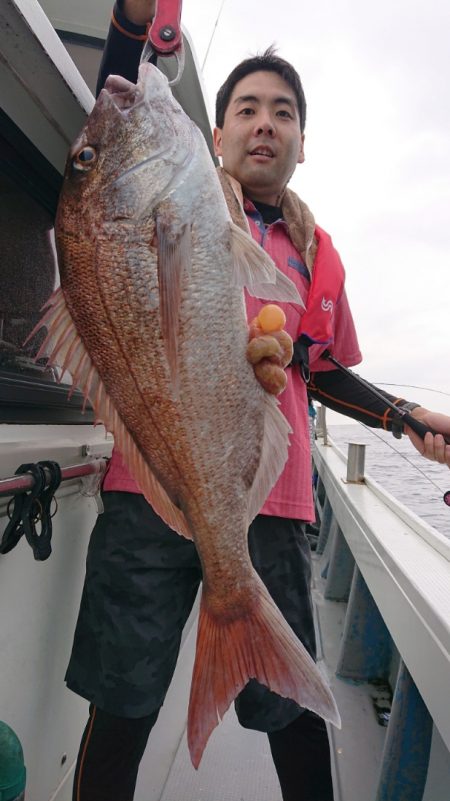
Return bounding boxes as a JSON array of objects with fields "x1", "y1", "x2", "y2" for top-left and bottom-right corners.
[{"x1": 249, "y1": 146, "x2": 275, "y2": 158}]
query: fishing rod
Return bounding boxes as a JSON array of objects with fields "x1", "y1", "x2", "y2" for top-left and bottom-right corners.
[{"x1": 322, "y1": 350, "x2": 450, "y2": 506}]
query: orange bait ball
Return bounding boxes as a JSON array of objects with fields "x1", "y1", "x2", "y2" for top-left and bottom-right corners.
[{"x1": 257, "y1": 304, "x2": 287, "y2": 334}]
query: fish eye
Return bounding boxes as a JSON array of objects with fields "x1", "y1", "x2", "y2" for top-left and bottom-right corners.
[{"x1": 73, "y1": 146, "x2": 98, "y2": 172}]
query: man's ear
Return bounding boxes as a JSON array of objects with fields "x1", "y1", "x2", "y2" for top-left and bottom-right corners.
[
  {"x1": 298, "y1": 133, "x2": 305, "y2": 164},
  {"x1": 297, "y1": 133, "x2": 305, "y2": 164},
  {"x1": 213, "y1": 127, "x2": 223, "y2": 157}
]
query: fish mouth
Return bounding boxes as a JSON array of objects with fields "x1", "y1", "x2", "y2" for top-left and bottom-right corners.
[
  {"x1": 103, "y1": 74, "x2": 140, "y2": 110},
  {"x1": 99, "y1": 63, "x2": 195, "y2": 209},
  {"x1": 103, "y1": 64, "x2": 195, "y2": 201},
  {"x1": 102, "y1": 63, "x2": 174, "y2": 115}
]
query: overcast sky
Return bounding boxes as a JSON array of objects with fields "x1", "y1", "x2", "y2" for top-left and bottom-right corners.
[{"x1": 181, "y1": 0, "x2": 450, "y2": 416}]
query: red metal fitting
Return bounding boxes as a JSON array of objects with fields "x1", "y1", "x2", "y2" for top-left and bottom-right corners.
[{"x1": 149, "y1": 0, "x2": 183, "y2": 55}]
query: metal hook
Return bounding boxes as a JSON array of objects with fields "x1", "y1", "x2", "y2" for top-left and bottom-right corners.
[{"x1": 140, "y1": 40, "x2": 185, "y2": 86}]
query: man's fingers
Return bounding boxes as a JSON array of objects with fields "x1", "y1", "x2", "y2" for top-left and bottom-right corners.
[
  {"x1": 433, "y1": 434, "x2": 449, "y2": 464},
  {"x1": 246, "y1": 335, "x2": 283, "y2": 365},
  {"x1": 409, "y1": 430, "x2": 450, "y2": 466},
  {"x1": 269, "y1": 330, "x2": 293, "y2": 368},
  {"x1": 422, "y1": 431, "x2": 435, "y2": 459},
  {"x1": 247, "y1": 329, "x2": 293, "y2": 369},
  {"x1": 246, "y1": 320, "x2": 293, "y2": 395},
  {"x1": 253, "y1": 361, "x2": 287, "y2": 396}
]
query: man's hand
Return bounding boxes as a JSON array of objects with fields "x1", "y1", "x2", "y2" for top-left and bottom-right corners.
[
  {"x1": 246, "y1": 320, "x2": 293, "y2": 396},
  {"x1": 404, "y1": 407, "x2": 450, "y2": 468},
  {"x1": 123, "y1": 0, "x2": 156, "y2": 25}
]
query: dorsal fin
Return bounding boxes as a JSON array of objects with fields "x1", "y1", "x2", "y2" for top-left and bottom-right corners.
[{"x1": 31, "y1": 287, "x2": 193, "y2": 539}]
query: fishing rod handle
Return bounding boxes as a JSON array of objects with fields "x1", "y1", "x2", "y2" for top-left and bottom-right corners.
[{"x1": 402, "y1": 412, "x2": 450, "y2": 446}]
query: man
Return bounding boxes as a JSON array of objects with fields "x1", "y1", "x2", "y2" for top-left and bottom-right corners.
[{"x1": 68, "y1": 3, "x2": 450, "y2": 800}]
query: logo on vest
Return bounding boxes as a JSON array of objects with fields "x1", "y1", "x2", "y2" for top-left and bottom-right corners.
[{"x1": 321, "y1": 296, "x2": 334, "y2": 313}]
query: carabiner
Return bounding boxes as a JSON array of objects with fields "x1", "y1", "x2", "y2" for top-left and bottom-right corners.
[{"x1": 140, "y1": 0, "x2": 185, "y2": 86}]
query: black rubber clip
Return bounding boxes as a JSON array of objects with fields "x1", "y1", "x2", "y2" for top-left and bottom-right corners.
[
  {"x1": 291, "y1": 334, "x2": 312, "y2": 383},
  {"x1": 34, "y1": 460, "x2": 62, "y2": 560},
  {"x1": 1, "y1": 461, "x2": 62, "y2": 561}
]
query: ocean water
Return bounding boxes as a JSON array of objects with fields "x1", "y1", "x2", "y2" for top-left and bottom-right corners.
[{"x1": 327, "y1": 424, "x2": 450, "y2": 539}]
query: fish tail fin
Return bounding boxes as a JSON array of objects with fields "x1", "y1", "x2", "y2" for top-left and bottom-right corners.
[{"x1": 187, "y1": 580, "x2": 340, "y2": 768}]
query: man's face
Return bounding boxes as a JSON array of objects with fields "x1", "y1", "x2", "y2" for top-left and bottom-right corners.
[{"x1": 214, "y1": 70, "x2": 305, "y2": 206}]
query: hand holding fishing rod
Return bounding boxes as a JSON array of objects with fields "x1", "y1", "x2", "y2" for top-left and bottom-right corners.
[
  {"x1": 323, "y1": 351, "x2": 450, "y2": 457},
  {"x1": 401, "y1": 408, "x2": 450, "y2": 456}
]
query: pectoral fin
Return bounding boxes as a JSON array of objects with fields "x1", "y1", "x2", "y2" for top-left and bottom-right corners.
[
  {"x1": 230, "y1": 223, "x2": 304, "y2": 305},
  {"x1": 156, "y1": 215, "x2": 192, "y2": 390}
]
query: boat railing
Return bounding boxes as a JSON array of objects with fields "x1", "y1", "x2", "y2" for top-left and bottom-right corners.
[
  {"x1": 312, "y1": 409, "x2": 450, "y2": 800},
  {"x1": 0, "y1": 456, "x2": 109, "y2": 561},
  {"x1": 0, "y1": 458, "x2": 108, "y2": 498}
]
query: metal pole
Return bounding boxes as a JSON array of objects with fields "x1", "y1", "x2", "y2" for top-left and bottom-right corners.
[
  {"x1": 0, "y1": 459, "x2": 108, "y2": 498},
  {"x1": 317, "y1": 405, "x2": 327, "y2": 445},
  {"x1": 346, "y1": 443, "x2": 366, "y2": 483},
  {"x1": 375, "y1": 662, "x2": 432, "y2": 801}
]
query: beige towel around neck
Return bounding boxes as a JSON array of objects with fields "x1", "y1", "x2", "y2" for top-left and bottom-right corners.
[{"x1": 217, "y1": 167, "x2": 317, "y2": 274}]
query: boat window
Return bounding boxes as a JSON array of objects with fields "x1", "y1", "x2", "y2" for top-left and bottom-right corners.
[
  {"x1": 0, "y1": 171, "x2": 57, "y2": 383},
  {"x1": 0, "y1": 121, "x2": 94, "y2": 423}
]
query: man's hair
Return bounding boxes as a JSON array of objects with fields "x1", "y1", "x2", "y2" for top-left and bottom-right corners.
[{"x1": 215, "y1": 47, "x2": 307, "y2": 132}]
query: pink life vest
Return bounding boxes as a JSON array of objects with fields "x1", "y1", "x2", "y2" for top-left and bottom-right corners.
[{"x1": 297, "y1": 225, "x2": 345, "y2": 346}]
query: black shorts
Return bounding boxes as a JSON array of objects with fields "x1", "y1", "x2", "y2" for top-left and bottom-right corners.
[{"x1": 65, "y1": 492, "x2": 316, "y2": 733}]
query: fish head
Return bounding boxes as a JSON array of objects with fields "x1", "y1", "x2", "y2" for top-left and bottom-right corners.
[{"x1": 57, "y1": 63, "x2": 196, "y2": 235}]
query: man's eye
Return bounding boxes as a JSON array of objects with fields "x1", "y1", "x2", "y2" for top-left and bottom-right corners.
[
  {"x1": 238, "y1": 108, "x2": 254, "y2": 115},
  {"x1": 277, "y1": 110, "x2": 293, "y2": 118}
]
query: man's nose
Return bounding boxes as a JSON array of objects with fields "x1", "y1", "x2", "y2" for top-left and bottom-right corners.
[{"x1": 255, "y1": 112, "x2": 275, "y2": 136}]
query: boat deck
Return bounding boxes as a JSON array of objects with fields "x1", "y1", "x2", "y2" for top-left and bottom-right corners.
[
  {"x1": 156, "y1": 709, "x2": 280, "y2": 801},
  {"x1": 133, "y1": 552, "x2": 385, "y2": 801}
]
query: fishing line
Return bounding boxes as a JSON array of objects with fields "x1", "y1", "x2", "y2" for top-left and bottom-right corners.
[
  {"x1": 355, "y1": 422, "x2": 447, "y2": 497},
  {"x1": 202, "y1": 0, "x2": 227, "y2": 72},
  {"x1": 374, "y1": 383, "x2": 450, "y2": 399}
]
